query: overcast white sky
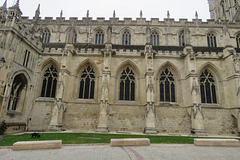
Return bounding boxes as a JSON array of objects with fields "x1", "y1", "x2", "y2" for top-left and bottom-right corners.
[{"x1": 3, "y1": 0, "x2": 210, "y2": 20}]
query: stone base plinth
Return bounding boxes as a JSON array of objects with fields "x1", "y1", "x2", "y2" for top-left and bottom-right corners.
[
  {"x1": 144, "y1": 128, "x2": 158, "y2": 134},
  {"x1": 191, "y1": 129, "x2": 207, "y2": 136},
  {"x1": 13, "y1": 140, "x2": 62, "y2": 151},
  {"x1": 47, "y1": 125, "x2": 63, "y2": 131},
  {"x1": 194, "y1": 139, "x2": 240, "y2": 147},
  {"x1": 96, "y1": 126, "x2": 109, "y2": 133},
  {"x1": 111, "y1": 138, "x2": 150, "y2": 147}
]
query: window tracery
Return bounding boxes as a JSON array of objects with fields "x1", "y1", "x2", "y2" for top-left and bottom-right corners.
[
  {"x1": 95, "y1": 30, "x2": 104, "y2": 44},
  {"x1": 79, "y1": 66, "x2": 95, "y2": 99},
  {"x1": 200, "y1": 69, "x2": 217, "y2": 104},
  {"x1": 159, "y1": 68, "x2": 176, "y2": 102},
  {"x1": 40, "y1": 65, "x2": 58, "y2": 98},
  {"x1": 119, "y1": 67, "x2": 135, "y2": 101},
  {"x1": 179, "y1": 30, "x2": 185, "y2": 46}
]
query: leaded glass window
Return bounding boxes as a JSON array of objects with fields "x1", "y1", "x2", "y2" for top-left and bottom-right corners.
[
  {"x1": 207, "y1": 33, "x2": 217, "y2": 47},
  {"x1": 236, "y1": 34, "x2": 240, "y2": 48},
  {"x1": 151, "y1": 31, "x2": 159, "y2": 46},
  {"x1": 95, "y1": 31, "x2": 104, "y2": 44},
  {"x1": 42, "y1": 29, "x2": 51, "y2": 43},
  {"x1": 41, "y1": 65, "x2": 58, "y2": 98},
  {"x1": 200, "y1": 70, "x2": 217, "y2": 104},
  {"x1": 122, "y1": 31, "x2": 131, "y2": 45},
  {"x1": 179, "y1": 30, "x2": 185, "y2": 46},
  {"x1": 79, "y1": 66, "x2": 95, "y2": 99},
  {"x1": 159, "y1": 68, "x2": 175, "y2": 102},
  {"x1": 119, "y1": 67, "x2": 135, "y2": 101}
]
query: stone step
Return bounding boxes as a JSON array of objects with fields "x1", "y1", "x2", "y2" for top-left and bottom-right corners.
[
  {"x1": 13, "y1": 140, "x2": 62, "y2": 151},
  {"x1": 111, "y1": 138, "x2": 150, "y2": 147},
  {"x1": 194, "y1": 139, "x2": 240, "y2": 147}
]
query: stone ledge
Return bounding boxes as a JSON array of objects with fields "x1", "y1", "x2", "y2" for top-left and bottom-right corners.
[
  {"x1": 13, "y1": 140, "x2": 62, "y2": 151},
  {"x1": 111, "y1": 138, "x2": 150, "y2": 147},
  {"x1": 194, "y1": 139, "x2": 240, "y2": 147}
]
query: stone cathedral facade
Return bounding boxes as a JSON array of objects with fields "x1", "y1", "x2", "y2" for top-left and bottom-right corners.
[{"x1": 0, "y1": 0, "x2": 240, "y2": 136}]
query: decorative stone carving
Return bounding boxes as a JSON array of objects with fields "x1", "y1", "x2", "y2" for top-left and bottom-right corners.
[{"x1": 233, "y1": 55, "x2": 240, "y2": 74}]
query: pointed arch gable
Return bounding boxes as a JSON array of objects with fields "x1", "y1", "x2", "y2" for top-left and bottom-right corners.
[
  {"x1": 10, "y1": 70, "x2": 31, "y2": 85},
  {"x1": 115, "y1": 59, "x2": 140, "y2": 78},
  {"x1": 75, "y1": 58, "x2": 100, "y2": 77},
  {"x1": 156, "y1": 61, "x2": 181, "y2": 80},
  {"x1": 198, "y1": 62, "x2": 222, "y2": 82},
  {"x1": 40, "y1": 58, "x2": 60, "y2": 71}
]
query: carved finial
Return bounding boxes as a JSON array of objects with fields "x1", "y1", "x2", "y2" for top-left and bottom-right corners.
[
  {"x1": 140, "y1": 10, "x2": 143, "y2": 18},
  {"x1": 60, "y1": 10, "x2": 63, "y2": 17},
  {"x1": 195, "y1": 11, "x2": 198, "y2": 19},
  {"x1": 2, "y1": 0, "x2": 7, "y2": 8},
  {"x1": 113, "y1": 10, "x2": 116, "y2": 18},
  {"x1": 35, "y1": 4, "x2": 40, "y2": 18},
  {"x1": 87, "y1": 10, "x2": 89, "y2": 17},
  {"x1": 167, "y1": 10, "x2": 170, "y2": 19},
  {"x1": 15, "y1": 0, "x2": 20, "y2": 7}
]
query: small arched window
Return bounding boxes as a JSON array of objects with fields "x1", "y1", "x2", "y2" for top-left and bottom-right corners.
[
  {"x1": 122, "y1": 31, "x2": 131, "y2": 45},
  {"x1": 95, "y1": 30, "x2": 104, "y2": 44},
  {"x1": 207, "y1": 32, "x2": 217, "y2": 47},
  {"x1": 41, "y1": 65, "x2": 58, "y2": 98},
  {"x1": 79, "y1": 66, "x2": 95, "y2": 99},
  {"x1": 236, "y1": 34, "x2": 240, "y2": 48},
  {"x1": 159, "y1": 68, "x2": 175, "y2": 102},
  {"x1": 42, "y1": 28, "x2": 51, "y2": 43},
  {"x1": 200, "y1": 69, "x2": 217, "y2": 104},
  {"x1": 151, "y1": 31, "x2": 159, "y2": 46},
  {"x1": 119, "y1": 67, "x2": 135, "y2": 101},
  {"x1": 179, "y1": 30, "x2": 185, "y2": 46}
]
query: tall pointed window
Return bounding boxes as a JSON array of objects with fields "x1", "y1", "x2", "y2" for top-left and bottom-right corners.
[
  {"x1": 179, "y1": 30, "x2": 185, "y2": 46},
  {"x1": 79, "y1": 66, "x2": 95, "y2": 99},
  {"x1": 151, "y1": 31, "x2": 159, "y2": 46},
  {"x1": 119, "y1": 67, "x2": 135, "y2": 101},
  {"x1": 159, "y1": 68, "x2": 175, "y2": 102},
  {"x1": 122, "y1": 31, "x2": 131, "y2": 45},
  {"x1": 207, "y1": 32, "x2": 217, "y2": 47},
  {"x1": 42, "y1": 28, "x2": 51, "y2": 43},
  {"x1": 41, "y1": 65, "x2": 58, "y2": 98},
  {"x1": 236, "y1": 34, "x2": 240, "y2": 48},
  {"x1": 8, "y1": 74, "x2": 28, "y2": 111},
  {"x1": 95, "y1": 30, "x2": 104, "y2": 44},
  {"x1": 200, "y1": 70, "x2": 217, "y2": 104}
]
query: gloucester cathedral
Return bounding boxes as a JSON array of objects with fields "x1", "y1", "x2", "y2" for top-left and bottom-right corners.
[{"x1": 0, "y1": 0, "x2": 240, "y2": 136}]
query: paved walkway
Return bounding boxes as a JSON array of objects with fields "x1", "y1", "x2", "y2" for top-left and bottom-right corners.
[{"x1": 0, "y1": 144, "x2": 240, "y2": 160}]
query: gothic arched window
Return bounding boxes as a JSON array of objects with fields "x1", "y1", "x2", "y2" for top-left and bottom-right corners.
[
  {"x1": 42, "y1": 28, "x2": 51, "y2": 43},
  {"x1": 151, "y1": 31, "x2": 159, "y2": 46},
  {"x1": 207, "y1": 32, "x2": 217, "y2": 47},
  {"x1": 8, "y1": 74, "x2": 28, "y2": 111},
  {"x1": 159, "y1": 68, "x2": 176, "y2": 102},
  {"x1": 200, "y1": 69, "x2": 217, "y2": 104},
  {"x1": 95, "y1": 30, "x2": 104, "y2": 44},
  {"x1": 119, "y1": 67, "x2": 135, "y2": 101},
  {"x1": 179, "y1": 30, "x2": 185, "y2": 46},
  {"x1": 122, "y1": 31, "x2": 131, "y2": 45},
  {"x1": 236, "y1": 34, "x2": 240, "y2": 48},
  {"x1": 41, "y1": 65, "x2": 58, "y2": 98},
  {"x1": 79, "y1": 66, "x2": 95, "y2": 99}
]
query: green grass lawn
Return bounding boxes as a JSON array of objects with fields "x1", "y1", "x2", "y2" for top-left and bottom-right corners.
[{"x1": 0, "y1": 133, "x2": 239, "y2": 146}]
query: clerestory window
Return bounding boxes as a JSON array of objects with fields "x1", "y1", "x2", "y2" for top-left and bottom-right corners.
[
  {"x1": 95, "y1": 31, "x2": 104, "y2": 44},
  {"x1": 79, "y1": 66, "x2": 95, "y2": 99},
  {"x1": 151, "y1": 31, "x2": 159, "y2": 46},
  {"x1": 122, "y1": 31, "x2": 131, "y2": 45},
  {"x1": 207, "y1": 32, "x2": 217, "y2": 47},
  {"x1": 159, "y1": 68, "x2": 176, "y2": 102},
  {"x1": 179, "y1": 30, "x2": 185, "y2": 46},
  {"x1": 119, "y1": 67, "x2": 135, "y2": 101},
  {"x1": 42, "y1": 29, "x2": 51, "y2": 43}
]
